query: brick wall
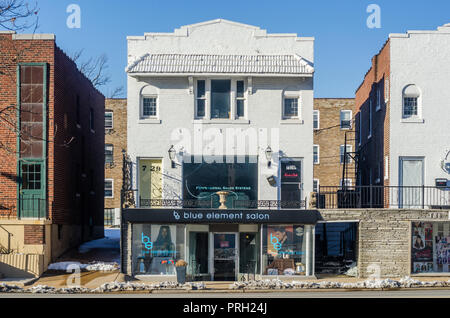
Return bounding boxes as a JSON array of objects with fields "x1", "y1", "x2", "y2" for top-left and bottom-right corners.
[
  {"x1": 355, "y1": 40, "x2": 390, "y2": 189},
  {"x1": 24, "y1": 225, "x2": 45, "y2": 245},
  {"x1": 320, "y1": 208, "x2": 449, "y2": 278},
  {"x1": 104, "y1": 98, "x2": 127, "y2": 210},
  {"x1": 313, "y1": 98, "x2": 355, "y2": 187},
  {"x1": 0, "y1": 33, "x2": 55, "y2": 217}
]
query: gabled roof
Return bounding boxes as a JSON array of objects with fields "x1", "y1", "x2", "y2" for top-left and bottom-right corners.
[{"x1": 126, "y1": 53, "x2": 314, "y2": 75}]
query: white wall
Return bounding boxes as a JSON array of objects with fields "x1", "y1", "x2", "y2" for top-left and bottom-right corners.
[
  {"x1": 127, "y1": 20, "x2": 314, "y2": 204},
  {"x1": 389, "y1": 24, "x2": 450, "y2": 186}
]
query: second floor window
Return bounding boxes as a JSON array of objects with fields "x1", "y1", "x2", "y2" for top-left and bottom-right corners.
[
  {"x1": 142, "y1": 97, "x2": 157, "y2": 118},
  {"x1": 105, "y1": 179, "x2": 113, "y2": 198},
  {"x1": 313, "y1": 110, "x2": 319, "y2": 130},
  {"x1": 313, "y1": 145, "x2": 319, "y2": 164},
  {"x1": 403, "y1": 97, "x2": 418, "y2": 117},
  {"x1": 236, "y1": 80, "x2": 245, "y2": 118},
  {"x1": 340, "y1": 145, "x2": 352, "y2": 164},
  {"x1": 340, "y1": 110, "x2": 352, "y2": 129},
  {"x1": 211, "y1": 80, "x2": 231, "y2": 119},
  {"x1": 105, "y1": 111, "x2": 113, "y2": 129},
  {"x1": 196, "y1": 80, "x2": 206, "y2": 118},
  {"x1": 105, "y1": 144, "x2": 114, "y2": 164},
  {"x1": 284, "y1": 98, "x2": 299, "y2": 119}
]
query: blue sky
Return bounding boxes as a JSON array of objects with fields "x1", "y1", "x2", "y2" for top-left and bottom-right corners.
[{"x1": 25, "y1": 0, "x2": 450, "y2": 98}]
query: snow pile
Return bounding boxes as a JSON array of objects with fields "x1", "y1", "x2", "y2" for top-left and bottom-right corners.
[
  {"x1": 344, "y1": 262, "x2": 358, "y2": 277},
  {"x1": 47, "y1": 261, "x2": 119, "y2": 272},
  {"x1": 0, "y1": 281, "x2": 206, "y2": 294},
  {"x1": 230, "y1": 277, "x2": 450, "y2": 290}
]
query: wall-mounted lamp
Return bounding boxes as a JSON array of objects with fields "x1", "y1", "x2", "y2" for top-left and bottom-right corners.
[
  {"x1": 168, "y1": 145, "x2": 176, "y2": 168},
  {"x1": 265, "y1": 146, "x2": 273, "y2": 167}
]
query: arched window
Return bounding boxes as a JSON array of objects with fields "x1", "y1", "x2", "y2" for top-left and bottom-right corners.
[
  {"x1": 140, "y1": 85, "x2": 159, "y2": 119},
  {"x1": 402, "y1": 84, "x2": 421, "y2": 118}
]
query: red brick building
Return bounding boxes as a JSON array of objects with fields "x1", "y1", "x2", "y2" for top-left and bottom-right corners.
[
  {"x1": 0, "y1": 31, "x2": 104, "y2": 277},
  {"x1": 355, "y1": 40, "x2": 390, "y2": 189}
]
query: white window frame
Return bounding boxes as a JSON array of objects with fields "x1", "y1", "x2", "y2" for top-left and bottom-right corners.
[
  {"x1": 105, "y1": 179, "x2": 114, "y2": 198},
  {"x1": 313, "y1": 179, "x2": 319, "y2": 193},
  {"x1": 283, "y1": 95, "x2": 300, "y2": 120},
  {"x1": 340, "y1": 110, "x2": 352, "y2": 130},
  {"x1": 105, "y1": 111, "x2": 113, "y2": 129},
  {"x1": 195, "y1": 79, "x2": 207, "y2": 119},
  {"x1": 105, "y1": 144, "x2": 114, "y2": 164},
  {"x1": 141, "y1": 95, "x2": 158, "y2": 119},
  {"x1": 384, "y1": 77, "x2": 390, "y2": 103},
  {"x1": 235, "y1": 79, "x2": 246, "y2": 119},
  {"x1": 340, "y1": 144, "x2": 352, "y2": 164},
  {"x1": 313, "y1": 145, "x2": 320, "y2": 165},
  {"x1": 195, "y1": 78, "x2": 247, "y2": 121},
  {"x1": 340, "y1": 178, "x2": 352, "y2": 188},
  {"x1": 402, "y1": 84, "x2": 422, "y2": 120},
  {"x1": 313, "y1": 110, "x2": 320, "y2": 130}
]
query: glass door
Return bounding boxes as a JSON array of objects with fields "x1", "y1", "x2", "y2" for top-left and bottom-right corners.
[
  {"x1": 212, "y1": 233, "x2": 237, "y2": 281},
  {"x1": 19, "y1": 162, "x2": 45, "y2": 218}
]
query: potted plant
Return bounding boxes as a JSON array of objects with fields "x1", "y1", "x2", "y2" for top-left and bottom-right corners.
[{"x1": 175, "y1": 259, "x2": 188, "y2": 284}]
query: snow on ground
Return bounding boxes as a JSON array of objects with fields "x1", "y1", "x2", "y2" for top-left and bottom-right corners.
[
  {"x1": 47, "y1": 261, "x2": 118, "y2": 272},
  {"x1": 47, "y1": 229, "x2": 121, "y2": 272},
  {"x1": 78, "y1": 228, "x2": 120, "y2": 254}
]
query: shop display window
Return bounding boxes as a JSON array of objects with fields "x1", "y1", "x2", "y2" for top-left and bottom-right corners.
[
  {"x1": 262, "y1": 225, "x2": 307, "y2": 276},
  {"x1": 132, "y1": 224, "x2": 185, "y2": 275},
  {"x1": 411, "y1": 222, "x2": 450, "y2": 274}
]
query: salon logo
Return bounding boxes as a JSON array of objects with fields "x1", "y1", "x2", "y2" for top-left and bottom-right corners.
[
  {"x1": 270, "y1": 233, "x2": 282, "y2": 251},
  {"x1": 173, "y1": 211, "x2": 180, "y2": 220},
  {"x1": 141, "y1": 233, "x2": 153, "y2": 250},
  {"x1": 441, "y1": 149, "x2": 450, "y2": 174}
]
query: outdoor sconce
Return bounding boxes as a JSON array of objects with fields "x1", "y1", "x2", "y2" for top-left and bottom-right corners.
[
  {"x1": 168, "y1": 145, "x2": 176, "y2": 168},
  {"x1": 267, "y1": 175, "x2": 277, "y2": 187},
  {"x1": 265, "y1": 146, "x2": 273, "y2": 167}
]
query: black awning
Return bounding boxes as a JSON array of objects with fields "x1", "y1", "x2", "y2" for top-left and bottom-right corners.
[{"x1": 122, "y1": 208, "x2": 320, "y2": 225}]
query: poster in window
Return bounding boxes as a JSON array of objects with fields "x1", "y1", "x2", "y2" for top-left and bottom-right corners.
[
  {"x1": 267, "y1": 226, "x2": 293, "y2": 257},
  {"x1": 411, "y1": 222, "x2": 433, "y2": 273}
]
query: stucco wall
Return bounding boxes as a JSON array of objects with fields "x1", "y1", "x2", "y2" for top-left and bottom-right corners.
[{"x1": 389, "y1": 25, "x2": 450, "y2": 187}]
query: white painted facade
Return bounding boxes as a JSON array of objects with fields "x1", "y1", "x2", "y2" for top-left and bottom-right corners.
[
  {"x1": 388, "y1": 24, "x2": 450, "y2": 188},
  {"x1": 126, "y1": 19, "x2": 315, "y2": 206}
]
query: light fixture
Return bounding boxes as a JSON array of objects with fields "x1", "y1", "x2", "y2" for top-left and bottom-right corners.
[
  {"x1": 265, "y1": 146, "x2": 273, "y2": 167},
  {"x1": 168, "y1": 145, "x2": 176, "y2": 168}
]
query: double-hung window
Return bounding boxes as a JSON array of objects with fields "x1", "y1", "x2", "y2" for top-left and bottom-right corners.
[
  {"x1": 142, "y1": 97, "x2": 157, "y2": 119},
  {"x1": 340, "y1": 110, "x2": 352, "y2": 129},
  {"x1": 313, "y1": 110, "x2": 320, "y2": 130},
  {"x1": 368, "y1": 100, "x2": 373, "y2": 139},
  {"x1": 196, "y1": 80, "x2": 206, "y2": 118},
  {"x1": 340, "y1": 145, "x2": 352, "y2": 164},
  {"x1": 105, "y1": 179, "x2": 113, "y2": 198},
  {"x1": 283, "y1": 97, "x2": 299, "y2": 119},
  {"x1": 105, "y1": 111, "x2": 113, "y2": 129},
  {"x1": 236, "y1": 80, "x2": 245, "y2": 118},
  {"x1": 313, "y1": 145, "x2": 320, "y2": 164},
  {"x1": 105, "y1": 144, "x2": 114, "y2": 164}
]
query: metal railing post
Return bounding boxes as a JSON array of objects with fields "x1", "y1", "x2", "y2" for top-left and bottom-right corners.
[{"x1": 422, "y1": 185, "x2": 425, "y2": 209}]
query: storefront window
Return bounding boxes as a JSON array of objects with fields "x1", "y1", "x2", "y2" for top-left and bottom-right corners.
[
  {"x1": 262, "y1": 225, "x2": 307, "y2": 276},
  {"x1": 183, "y1": 156, "x2": 258, "y2": 208},
  {"x1": 132, "y1": 224, "x2": 185, "y2": 275},
  {"x1": 411, "y1": 222, "x2": 450, "y2": 274}
]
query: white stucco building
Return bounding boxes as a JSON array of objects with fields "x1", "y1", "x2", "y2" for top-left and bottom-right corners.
[
  {"x1": 355, "y1": 23, "x2": 450, "y2": 208},
  {"x1": 123, "y1": 19, "x2": 317, "y2": 281}
]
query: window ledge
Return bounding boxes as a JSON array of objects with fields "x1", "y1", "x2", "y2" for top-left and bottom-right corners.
[
  {"x1": 280, "y1": 119, "x2": 304, "y2": 125},
  {"x1": 138, "y1": 119, "x2": 162, "y2": 124},
  {"x1": 401, "y1": 118, "x2": 424, "y2": 123},
  {"x1": 192, "y1": 119, "x2": 250, "y2": 124}
]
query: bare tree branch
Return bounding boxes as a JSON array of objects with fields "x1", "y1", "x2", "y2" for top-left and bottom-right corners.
[
  {"x1": 0, "y1": 0, "x2": 39, "y2": 31},
  {"x1": 107, "y1": 86, "x2": 125, "y2": 99},
  {"x1": 70, "y1": 50, "x2": 112, "y2": 88}
]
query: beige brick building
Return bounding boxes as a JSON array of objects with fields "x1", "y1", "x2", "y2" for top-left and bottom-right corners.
[
  {"x1": 104, "y1": 98, "x2": 127, "y2": 226},
  {"x1": 313, "y1": 98, "x2": 356, "y2": 191}
]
